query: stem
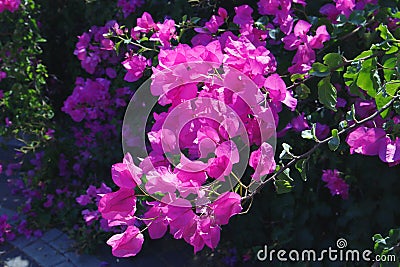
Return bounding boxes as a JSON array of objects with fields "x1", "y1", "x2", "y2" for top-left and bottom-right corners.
[
  {"x1": 242, "y1": 94, "x2": 400, "y2": 202},
  {"x1": 116, "y1": 36, "x2": 159, "y2": 52}
]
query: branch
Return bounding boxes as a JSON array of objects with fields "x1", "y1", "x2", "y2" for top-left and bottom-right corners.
[{"x1": 242, "y1": 94, "x2": 400, "y2": 202}]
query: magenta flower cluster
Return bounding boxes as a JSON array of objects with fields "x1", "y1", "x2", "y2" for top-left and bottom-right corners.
[
  {"x1": 73, "y1": 21, "x2": 122, "y2": 75},
  {"x1": 0, "y1": 0, "x2": 20, "y2": 13},
  {"x1": 2, "y1": 0, "x2": 396, "y2": 258},
  {"x1": 345, "y1": 96, "x2": 400, "y2": 166},
  {"x1": 347, "y1": 126, "x2": 400, "y2": 166},
  {"x1": 258, "y1": 0, "x2": 306, "y2": 34},
  {"x1": 86, "y1": 0, "x2": 400, "y2": 257},
  {"x1": 98, "y1": 153, "x2": 243, "y2": 255},
  {"x1": 282, "y1": 20, "x2": 330, "y2": 74},
  {"x1": 320, "y1": 0, "x2": 378, "y2": 22}
]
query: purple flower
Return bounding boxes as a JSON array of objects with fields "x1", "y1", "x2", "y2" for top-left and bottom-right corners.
[
  {"x1": 117, "y1": 0, "x2": 144, "y2": 18},
  {"x1": 43, "y1": 194, "x2": 54, "y2": 208},
  {"x1": 233, "y1": 5, "x2": 254, "y2": 27},
  {"x1": 322, "y1": 169, "x2": 349, "y2": 199},
  {"x1": 121, "y1": 53, "x2": 149, "y2": 82},
  {"x1": 282, "y1": 20, "x2": 330, "y2": 74},
  {"x1": 76, "y1": 194, "x2": 92, "y2": 206}
]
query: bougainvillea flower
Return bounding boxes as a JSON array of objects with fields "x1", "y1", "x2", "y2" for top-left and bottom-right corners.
[
  {"x1": 264, "y1": 73, "x2": 287, "y2": 102},
  {"x1": 143, "y1": 202, "x2": 169, "y2": 239},
  {"x1": 282, "y1": 20, "x2": 330, "y2": 74},
  {"x1": 321, "y1": 169, "x2": 349, "y2": 199},
  {"x1": 210, "y1": 192, "x2": 242, "y2": 225},
  {"x1": 98, "y1": 188, "x2": 136, "y2": 221},
  {"x1": 249, "y1": 142, "x2": 276, "y2": 181},
  {"x1": 122, "y1": 53, "x2": 149, "y2": 82},
  {"x1": 346, "y1": 127, "x2": 386, "y2": 156},
  {"x1": 111, "y1": 153, "x2": 142, "y2": 188},
  {"x1": 379, "y1": 137, "x2": 400, "y2": 165},
  {"x1": 107, "y1": 226, "x2": 144, "y2": 257},
  {"x1": 233, "y1": 5, "x2": 254, "y2": 27},
  {"x1": 134, "y1": 12, "x2": 156, "y2": 33},
  {"x1": 0, "y1": 0, "x2": 20, "y2": 13}
]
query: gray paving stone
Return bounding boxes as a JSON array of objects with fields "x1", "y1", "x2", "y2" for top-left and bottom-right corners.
[
  {"x1": 48, "y1": 234, "x2": 75, "y2": 253},
  {"x1": 23, "y1": 239, "x2": 65, "y2": 267},
  {"x1": 0, "y1": 242, "x2": 14, "y2": 256},
  {"x1": 10, "y1": 237, "x2": 38, "y2": 250},
  {"x1": 64, "y1": 252, "x2": 102, "y2": 267},
  {"x1": 52, "y1": 260, "x2": 75, "y2": 267},
  {"x1": 40, "y1": 229, "x2": 63, "y2": 244}
]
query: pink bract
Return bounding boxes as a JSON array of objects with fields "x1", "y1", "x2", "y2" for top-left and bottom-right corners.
[{"x1": 107, "y1": 226, "x2": 144, "y2": 257}]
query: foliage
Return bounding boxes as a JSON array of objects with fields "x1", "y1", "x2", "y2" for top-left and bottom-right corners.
[{"x1": 0, "y1": 0, "x2": 400, "y2": 266}]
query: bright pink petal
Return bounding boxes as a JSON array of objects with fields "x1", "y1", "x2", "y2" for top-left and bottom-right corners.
[
  {"x1": 107, "y1": 226, "x2": 144, "y2": 257},
  {"x1": 211, "y1": 192, "x2": 242, "y2": 225},
  {"x1": 294, "y1": 20, "x2": 312, "y2": 36},
  {"x1": 98, "y1": 188, "x2": 136, "y2": 221}
]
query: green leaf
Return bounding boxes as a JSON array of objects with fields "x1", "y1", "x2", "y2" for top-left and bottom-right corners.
[
  {"x1": 355, "y1": 50, "x2": 374, "y2": 60},
  {"x1": 114, "y1": 40, "x2": 122, "y2": 55},
  {"x1": 290, "y1": 73, "x2": 306, "y2": 82},
  {"x1": 373, "y1": 234, "x2": 384, "y2": 241},
  {"x1": 301, "y1": 130, "x2": 313, "y2": 139},
  {"x1": 318, "y1": 77, "x2": 337, "y2": 111},
  {"x1": 191, "y1": 17, "x2": 201, "y2": 24},
  {"x1": 274, "y1": 179, "x2": 293, "y2": 194},
  {"x1": 323, "y1": 53, "x2": 344, "y2": 71},
  {"x1": 385, "y1": 45, "x2": 399, "y2": 55},
  {"x1": 356, "y1": 58, "x2": 379, "y2": 97},
  {"x1": 348, "y1": 81, "x2": 364, "y2": 98},
  {"x1": 301, "y1": 123, "x2": 317, "y2": 140},
  {"x1": 328, "y1": 129, "x2": 340, "y2": 151},
  {"x1": 36, "y1": 37, "x2": 46, "y2": 43},
  {"x1": 336, "y1": 14, "x2": 348, "y2": 26},
  {"x1": 385, "y1": 81, "x2": 400, "y2": 96},
  {"x1": 295, "y1": 84, "x2": 311, "y2": 99},
  {"x1": 274, "y1": 168, "x2": 294, "y2": 194},
  {"x1": 389, "y1": 228, "x2": 400, "y2": 238},
  {"x1": 348, "y1": 11, "x2": 366, "y2": 26},
  {"x1": 383, "y1": 57, "x2": 397, "y2": 81},
  {"x1": 295, "y1": 158, "x2": 308, "y2": 181},
  {"x1": 310, "y1": 62, "x2": 330, "y2": 77},
  {"x1": 339, "y1": 120, "x2": 348, "y2": 130},
  {"x1": 375, "y1": 92, "x2": 391, "y2": 118},
  {"x1": 343, "y1": 62, "x2": 361, "y2": 86},
  {"x1": 346, "y1": 104, "x2": 357, "y2": 121},
  {"x1": 393, "y1": 100, "x2": 400, "y2": 115},
  {"x1": 311, "y1": 123, "x2": 317, "y2": 140},
  {"x1": 279, "y1": 143, "x2": 294, "y2": 160},
  {"x1": 377, "y1": 24, "x2": 395, "y2": 40}
]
